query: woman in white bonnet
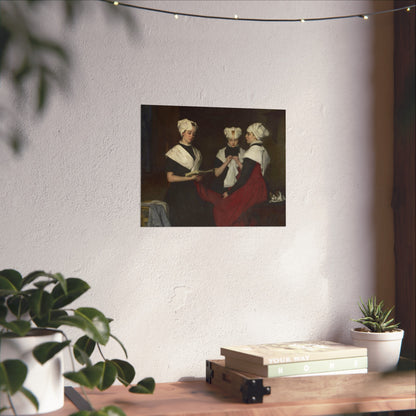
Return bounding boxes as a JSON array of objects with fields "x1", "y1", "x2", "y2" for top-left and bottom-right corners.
[
  {"x1": 199, "y1": 122, "x2": 270, "y2": 226},
  {"x1": 212, "y1": 127, "x2": 245, "y2": 194},
  {"x1": 164, "y1": 118, "x2": 214, "y2": 226}
]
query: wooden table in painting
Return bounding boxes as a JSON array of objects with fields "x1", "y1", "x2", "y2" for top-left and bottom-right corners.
[{"x1": 50, "y1": 366, "x2": 415, "y2": 416}]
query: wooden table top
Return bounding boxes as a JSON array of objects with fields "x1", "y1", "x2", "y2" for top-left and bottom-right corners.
[{"x1": 50, "y1": 369, "x2": 415, "y2": 416}]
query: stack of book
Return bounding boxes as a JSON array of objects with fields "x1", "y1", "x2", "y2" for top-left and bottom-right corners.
[{"x1": 220, "y1": 340, "x2": 368, "y2": 378}]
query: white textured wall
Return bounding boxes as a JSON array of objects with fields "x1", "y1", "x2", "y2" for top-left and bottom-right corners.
[{"x1": 0, "y1": 1, "x2": 394, "y2": 382}]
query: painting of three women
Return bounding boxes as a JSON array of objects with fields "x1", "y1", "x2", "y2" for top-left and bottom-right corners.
[{"x1": 141, "y1": 105, "x2": 285, "y2": 227}]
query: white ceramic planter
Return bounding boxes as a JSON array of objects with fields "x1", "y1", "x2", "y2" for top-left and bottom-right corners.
[
  {"x1": 0, "y1": 329, "x2": 64, "y2": 415},
  {"x1": 350, "y1": 328, "x2": 404, "y2": 372}
]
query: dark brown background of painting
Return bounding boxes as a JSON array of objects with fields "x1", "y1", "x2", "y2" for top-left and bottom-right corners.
[{"x1": 141, "y1": 105, "x2": 286, "y2": 202}]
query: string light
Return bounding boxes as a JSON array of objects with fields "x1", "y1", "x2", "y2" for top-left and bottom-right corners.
[{"x1": 99, "y1": 0, "x2": 415, "y2": 23}]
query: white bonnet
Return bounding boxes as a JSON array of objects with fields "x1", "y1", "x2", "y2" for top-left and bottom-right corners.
[
  {"x1": 177, "y1": 118, "x2": 198, "y2": 135},
  {"x1": 247, "y1": 123, "x2": 270, "y2": 140},
  {"x1": 224, "y1": 127, "x2": 242, "y2": 140}
]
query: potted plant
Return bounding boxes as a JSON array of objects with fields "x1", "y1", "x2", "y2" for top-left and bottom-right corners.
[
  {"x1": 0, "y1": 269, "x2": 155, "y2": 416},
  {"x1": 351, "y1": 296, "x2": 404, "y2": 372}
]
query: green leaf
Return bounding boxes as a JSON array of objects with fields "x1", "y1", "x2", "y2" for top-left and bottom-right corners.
[
  {"x1": 33, "y1": 340, "x2": 70, "y2": 364},
  {"x1": 47, "y1": 309, "x2": 69, "y2": 328},
  {"x1": 128, "y1": 377, "x2": 155, "y2": 394},
  {"x1": 110, "y1": 359, "x2": 135, "y2": 386},
  {"x1": 7, "y1": 295, "x2": 30, "y2": 318},
  {"x1": 0, "y1": 359, "x2": 27, "y2": 395},
  {"x1": 110, "y1": 334, "x2": 128, "y2": 359},
  {"x1": 0, "y1": 319, "x2": 31, "y2": 336},
  {"x1": 64, "y1": 0, "x2": 78, "y2": 25},
  {"x1": 73, "y1": 335, "x2": 95, "y2": 363},
  {"x1": 29, "y1": 289, "x2": 53, "y2": 317},
  {"x1": 94, "y1": 361, "x2": 117, "y2": 391},
  {"x1": 73, "y1": 350, "x2": 92, "y2": 367},
  {"x1": 68, "y1": 412, "x2": 91, "y2": 416},
  {"x1": 33, "y1": 280, "x2": 55, "y2": 290},
  {"x1": 0, "y1": 303, "x2": 7, "y2": 321},
  {"x1": 22, "y1": 271, "x2": 67, "y2": 294},
  {"x1": 29, "y1": 290, "x2": 53, "y2": 326},
  {"x1": 64, "y1": 366, "x2": 102, "y2": 389},
  {"x1": 12, "y1": 56, "x2": 33, "y2": 85},
  {"x1": 0, "y1": 276, "x2": 19, "y2": 296},
  {"x1": 22, "y1": 270, "x2": 52, "y2": 287},
  {"x1": 19, "y1": 386, "x2": 39, "y2": 411},
  {"x1": 0, "y1": 269, "x2": 22, "y2": 291},
  {"x1": 74, "y1": 335, "x2": 96, "y2": 365},
  {"x1": 384, "y1": 306, "x2": 394, "y2": 321},
  {"x1": 355, "y1": 296, "x2": 400, "y2": 332},
  {"x1": 29, "y1": 36, "x2": 70, "y2": 65},
  {"x1": 52, "y1": 315, "x2": 89, "y2": 333},
  {"x1": 74, "y1": 308, "x2": 110, "y2": 345},
  {"x1": 68, "y1": 407, "x2": 126, "y2": 416},
  {"x1": 37, "y1": 66, "x2": 48, "y2": 113},
  {"x1": 54, "y1": 309, "x2": 109, "y2": 345},
  {"x1": 52, "y1": 273, "x2": 67, "y2": 293},
  {"x1": 97, "y1": 406, "x2": 127, "y2": 416},
  {"x1": 51, "y1": 278, "x2": 90, "y2": 309}
]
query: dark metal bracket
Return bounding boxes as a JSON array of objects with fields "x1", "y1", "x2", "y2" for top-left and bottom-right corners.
[
  {"x1": 206, "y1": 360, "x2": 214, "y2": 383},
  {"x1": 240, "y1": 378, "x2": 271, "y2": 403},
  {"x1": 64, "y1": 386, "x2": 93, "y2": 411}
]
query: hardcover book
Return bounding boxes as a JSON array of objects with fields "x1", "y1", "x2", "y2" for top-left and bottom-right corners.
[
  {"x1": 285, "y1": 368, "x2": 368, "y2": 377},
  {"x1": 224, "y1": 355, "x2": 368, "y2": 377},
  {"x1": 220, "y1": 341, "x2": 367, "y2": 366}
]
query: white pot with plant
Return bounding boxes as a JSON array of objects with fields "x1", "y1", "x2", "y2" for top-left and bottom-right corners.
[
  {"x1": 1, "y1": 329, "x2": 64, "y2": 414},
  {"x1": 0, "y1": 269, "x2": 155, "y2": 416},
  {"x1": 351, "y1": 296, "x2": 404, "y2": 372}
]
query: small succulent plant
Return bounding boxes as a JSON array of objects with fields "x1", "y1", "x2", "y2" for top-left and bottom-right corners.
[{"x1": 353, "y1": 296, "x2": 400, "y2": 333}]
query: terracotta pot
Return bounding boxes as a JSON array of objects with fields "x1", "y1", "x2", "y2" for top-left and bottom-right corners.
[
  {"x1": 0, "y1": 329, "x2": 64, "y2": 415},
  {"x1": 350, "y1": 328, "x2": 404, "y2": 372}
]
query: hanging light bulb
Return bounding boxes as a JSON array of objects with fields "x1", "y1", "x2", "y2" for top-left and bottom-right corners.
[
  {"x1": 174, "y1": 14, "x2": 179, "y2": 19},
  {"x1": 113, "y1": 1, "x2": 119, "y2": 5}
]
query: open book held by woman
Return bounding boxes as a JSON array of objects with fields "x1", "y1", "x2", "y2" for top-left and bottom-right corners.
[{"x1": 164, "y1": 119, "x2": 215, "y2": 226}]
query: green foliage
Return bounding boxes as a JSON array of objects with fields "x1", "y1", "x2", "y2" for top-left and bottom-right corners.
[
  {"x1": 74, "y1": 335, "x2": 96, "y2": 365},
  {"x1": 129, "y1": 377, "x2": 156, "y2": 394},
  {"x1": 0, "y1": 359, "x2": 28, "y2": 395},
  {"x1": 0, "y1": 0, "x2": 135, "y2": 154},
  {"x1": 353, "y1": 296, "x2": 400, "y2": 333},
  {"x1": 111, "y1": 359, "x2": 135, "y2": 386},
  {"x1": 70, "y1": 405, "x2": 127, "y2": 416},
  {"x1": 33, "y1": 340, "x2": 71, "y2": 364},
  {"x1": 0, "y1": 269, "x2": 155, "y2": 415},
  {"x1": 18, "y1": 387, "x2": 39, "y2": 413}
]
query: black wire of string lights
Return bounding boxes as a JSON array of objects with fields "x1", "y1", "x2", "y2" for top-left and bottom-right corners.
[{"x1": 100, "y1": 0, "x2": 415, "y2": 23}]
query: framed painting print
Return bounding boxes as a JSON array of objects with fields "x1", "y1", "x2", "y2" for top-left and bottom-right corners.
[{"x1": 141, "y1": 104, "x2": 285, "y2": 227}]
